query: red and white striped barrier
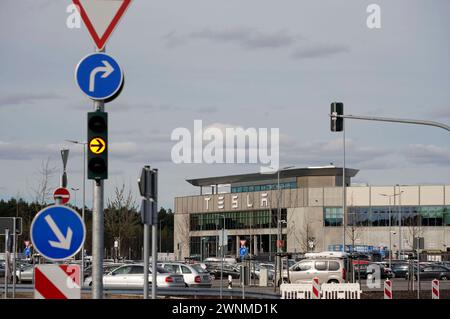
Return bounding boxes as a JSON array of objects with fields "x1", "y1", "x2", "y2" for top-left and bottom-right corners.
[
  {"x1": 384, "y1": 279, "x2": 392, "y2": 299},
  {"x1": 34, "y1": 265, "x2": 81, "y2": 299},
  {"x1": 432, "y1": 279, "x2": 439, "y2": 299},
  {"x1": 312, "y1": 277, "x2": 320, "y2": 299}
]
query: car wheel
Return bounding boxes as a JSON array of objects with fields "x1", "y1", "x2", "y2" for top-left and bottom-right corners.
[
  {"x1": 328, "y1": 279, "x2": 339, "y2": 284},
  {"x1": 15, "y1": 277, "x2": 21, "y2": 284},
  {"x1": 440, "y1": 275, "x2": 448, "y2": 281}
]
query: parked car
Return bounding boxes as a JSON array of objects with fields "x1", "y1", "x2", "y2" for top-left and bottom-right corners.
[
  {"x1": 283, "y1": 255, "x2": 347, "y2": 284},
  {"x1": 159, "y1": 262, "x2": 212, "y2": 288},
  {"x1": 83, "y1": 263, "x2": 123, "y2": 279},
  {"x1": 406, "y1": 264, "x2": 450, "y2": 281},
  {"x1": 209, "y1": 264, "x2": 241, "y2": 279},
  {"x1": 15, "y1": 263, "x2": 34, "y2": 283},
  {"x1": 0, "y1": 265, "x2": 5, "y2": 282},
  {"x1": 254, "y1": 263, "x2": 275, "y2": 280},
  {"x1": 84, "y1": 264, "x2": 185, "y2": 288},
  {"x1": 390, "y1": 262, "x2": 410, "y2": 278},
  {"x1": 366, "y1": 262, "x2": 393, "y2": 280}
]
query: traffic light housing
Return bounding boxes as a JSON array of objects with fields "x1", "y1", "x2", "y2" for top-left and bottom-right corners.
[
  {"x1": 330, "y1": 102, "x2": 344, "y2": 132},
  {"x1": 87, "y1": 111, "x2": 108, "y2": 180}
]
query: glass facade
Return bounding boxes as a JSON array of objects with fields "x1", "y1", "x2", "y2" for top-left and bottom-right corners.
[
  {"x1": 324, "y1": 206, "x2": 450, "y2": 227},
  {"x1": 231, "y1": 182, "x2": 297, "y2": 193},
  {"x1": 324, "y1": 207, "x2": 344, "y2": 226},
  {"x1": 189, "y1": 234, "x2": 287, "y2": 259},
  {"x1": 190, "y1": 209, "x2": 287, "y2": 231}
]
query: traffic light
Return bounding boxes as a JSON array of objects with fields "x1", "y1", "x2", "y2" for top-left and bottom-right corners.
[
  {"x1": 330, "y1": 102, "x2": 344, "y2": 132},
  {"x1": 87, "y1": 111, "x2": 108, "y2": 180}
]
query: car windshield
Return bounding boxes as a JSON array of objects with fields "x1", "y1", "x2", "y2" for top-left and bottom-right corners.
[
  {"x1": 156, "y1": 266, "x2": 169, "y2": 274},
  {"x1": 192, "y1": 264, "x2": 208, "y2": 273}
]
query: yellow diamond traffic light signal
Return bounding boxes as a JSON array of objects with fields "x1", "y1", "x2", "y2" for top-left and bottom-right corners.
[{"x1": 88, "y1": 111, "x2": 108, "y2": 180}]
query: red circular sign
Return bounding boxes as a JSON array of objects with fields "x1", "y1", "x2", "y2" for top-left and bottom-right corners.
[{"x1": 53, "y1": 188, "x2": 70, "y2": 204}]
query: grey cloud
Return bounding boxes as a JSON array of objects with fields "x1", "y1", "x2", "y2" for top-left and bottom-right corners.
[
  {"x1": 0, "y1": 141, "x2": 62, "y2": 160},
  {"x1": 164, "y1": 27, "x2": 349, "y2": 60},
  {"x1": 163, "y1": 31, "x2": 189, "y2": 48},
  {"x1": 0, "y1": 93, "x2": 63, "y2": 108},
  {"x1": 291, "y1": 43, "x2": 350, "y2": 59},
  {"x1": 195, "y1": 106, "x2": 218, "y2": 114},
  {"x1": 189, "y1": 27, "x2": 298, "y2": 50},
  {"x1": 405, "y1": 144, "x2": 450, "y2": 166},
  {"x1": 280, "y1": 138, "x2": 393, "y2": 169}
]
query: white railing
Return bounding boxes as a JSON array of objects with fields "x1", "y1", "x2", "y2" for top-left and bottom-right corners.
[
  {"x1": 280, "y1": 282, "x2": 362, "y2": 299},
  {"x1": 321, "y1": 283, "x2": 361, "y2": 299},
  {"x1": 280, "y1": 283, "x2": 313, "y2": 299}
]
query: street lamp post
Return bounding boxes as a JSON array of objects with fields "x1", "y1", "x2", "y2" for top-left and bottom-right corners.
[
  {"x1": 380, "y1": 190, "x2": 404, "y2": 267},
  {"x1": 71, "y1": 187, "x2": 80, "y2": 209},
  {"x1": 217, "y1": 214, "x2": 226, "y2": 299},
  {"x1": 66, "y1": 139, "x2": 87, "y2": 284},
  {"x1": 261, "y1": 165, "x2": 295, "y2": 288},
  {"x1": 159, "y1": 220, "x2": 163, "y2": 253}
]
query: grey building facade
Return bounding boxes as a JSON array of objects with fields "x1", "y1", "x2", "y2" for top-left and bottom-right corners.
[{"x1": 174, "y1": 167, "x2": 450, "y2": 261}]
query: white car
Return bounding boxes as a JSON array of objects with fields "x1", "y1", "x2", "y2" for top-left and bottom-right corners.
[
  {"x1": 84, "y1": 264, "x2": 185, "y2": 288},
  {"x1": 159, "y1": 262, "x2": 212, "y2": 288},
  {"x1": 16, "y1": 264, "x2": 34, "y2": 283}
]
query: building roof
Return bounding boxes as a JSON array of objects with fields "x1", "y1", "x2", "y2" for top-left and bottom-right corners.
[{"x1": 186, "y1": 167, "x2": 359, "y2": 187}]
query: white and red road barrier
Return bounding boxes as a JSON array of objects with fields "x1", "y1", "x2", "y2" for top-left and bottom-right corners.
[
  {"x1": 228, "y1": 275, "x2": 233, "y2": 289},
  {"x1": 384, "y1": 279, "x2": 392, "y2": 299},
  {"x1": 280, "y1": 282, "x2": 361, "y2": 299},
  {"x1": 34, "y1": 265, "x2": 81, "y2": 299},
  {"x1": 432, "y1": 279, "x2": 440, "y2": 299},
  {"x1": 312, "y1": 277, "x2": 320, "y2": 299}
]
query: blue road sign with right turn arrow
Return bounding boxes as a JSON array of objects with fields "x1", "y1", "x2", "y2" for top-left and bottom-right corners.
[
  {"x1": 31, "y1": 205, "x2": 86, "y2": 261},
  {"x1": 75, "y1": 52, "x2": 123, "y2": 101}
]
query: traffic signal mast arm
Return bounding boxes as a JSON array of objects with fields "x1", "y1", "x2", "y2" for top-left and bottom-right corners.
[{"x1": 330, "y1": 113, "x2": 450, "y2": 132}]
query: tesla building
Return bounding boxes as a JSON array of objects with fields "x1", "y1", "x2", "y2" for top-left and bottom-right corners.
[{"x1": 174, "y1": 167, "x2": 450, "y2": 260}]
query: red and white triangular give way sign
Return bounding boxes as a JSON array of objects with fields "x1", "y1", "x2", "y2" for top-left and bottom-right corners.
[{"x1": 73, "y1": 0, "x2": 132, "y2": 50}]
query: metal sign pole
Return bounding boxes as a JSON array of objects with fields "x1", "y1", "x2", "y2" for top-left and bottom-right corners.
[
  {"x1": 92, "y1": 93, "x2": 105, "y2": 299},
  {"x1": 81, "y1": 143, "x2": 86, "y2": 284},
  {"x1": 12, "y1": 219, "x2": 17, "y2": 298},
  {"x1": 4, "y1": 228, "x2": 9, "y2": 299},
  {"x1": 151, "y1": 169, "x2": 158, "y2": 300},
  {"x1": 151, "y1": 205, "x2": 157, "y2": 300},
  {"x1": 143, "y1": 221, "x2": 150, "y2": 299},
  {"x1": 417, "y1": 244, "x2": 420, "y2": 299}
]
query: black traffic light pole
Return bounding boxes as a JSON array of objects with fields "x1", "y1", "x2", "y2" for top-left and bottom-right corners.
[
  {"x1": 330, "y1": 104, "x2": 450, "y2": 262},
  {"x1": 331, "y1": 114, "x2": 450, "y2": 132}
]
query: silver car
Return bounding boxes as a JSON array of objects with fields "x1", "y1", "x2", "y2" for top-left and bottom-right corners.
[
  {"x1": 16, "y1": 264, "x2": 34, "y2": 283},
  {"x1": 283, "y1": 258, "x2": 347, "y2": 284},
  {"x1": 84, "y1": 264, "x2": 185, "y2": 288},
  {"x1": 159, "y1": 262, "x2": 212, "y2": 288}
]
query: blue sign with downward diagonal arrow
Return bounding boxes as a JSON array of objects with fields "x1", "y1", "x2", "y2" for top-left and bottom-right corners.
[{"x1": 31, "y1": 205, "x2": 86, "y2": 261}]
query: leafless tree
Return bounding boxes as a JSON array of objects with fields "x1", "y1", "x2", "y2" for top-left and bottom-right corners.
[
  {"x1": 30, "y1": 157, "x2": 57, "y2": 206},
  {"x1": 346, "y1": 223, "x2": 362, "y2": 249},
  {"x1": 175, "y1": 213, "x2": 190, "y2": 259},
  {"x1": 104, "y1": 184, "x2": 140, "y2": 258},
  {"x1": 405, "y1": 216, "x2": 423, "y2": 250},
  {"x1": 289, "y1": 214, "x2": 316, "y2": 253}
]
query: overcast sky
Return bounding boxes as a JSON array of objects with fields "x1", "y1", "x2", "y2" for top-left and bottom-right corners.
[{"x1": 0, "y1": 0, "x2": 449, "y2": 209}]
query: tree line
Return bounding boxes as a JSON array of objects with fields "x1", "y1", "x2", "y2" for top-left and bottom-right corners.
[{"x1": 0, "y1": 184, "x2": 174, "y2": 260}]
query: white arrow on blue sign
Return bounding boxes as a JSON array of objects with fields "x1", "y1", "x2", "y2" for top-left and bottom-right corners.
[
  {"x1": 31, "y1": 205, "x2": 86, "y2": 261},
  {"x1": 75, "y1": 52, "x2": 124, "y2": 101},
  {"x1": 239, "y1": 247, "x2": 248, "y2": 257}
]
